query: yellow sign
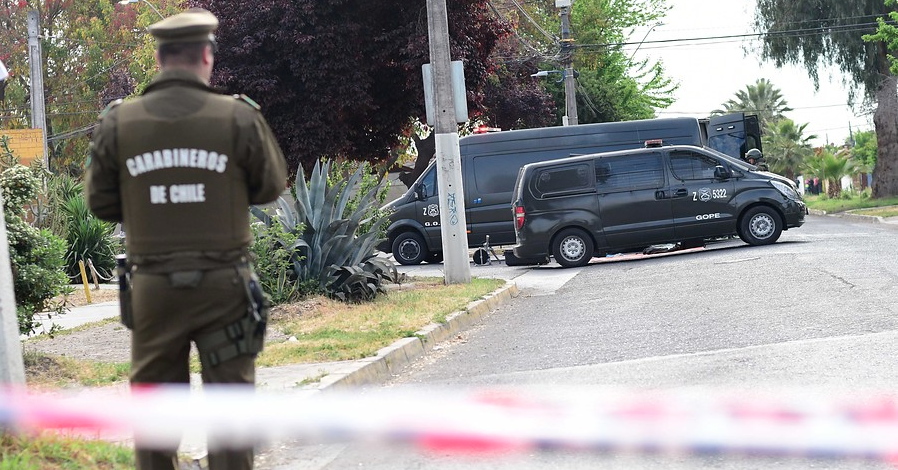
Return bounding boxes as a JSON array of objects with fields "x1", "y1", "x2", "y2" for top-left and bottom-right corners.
[{"x1": 1, "y1": 129, "x2": 45, "y2": 167}]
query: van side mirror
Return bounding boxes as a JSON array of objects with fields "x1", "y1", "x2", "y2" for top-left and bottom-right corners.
[
  {"x1": 714, "y1": 165, "x2": 730, "y2": 180},
  {"x1": 415, "y1": 183, "x2": 427, "y2": 200}
]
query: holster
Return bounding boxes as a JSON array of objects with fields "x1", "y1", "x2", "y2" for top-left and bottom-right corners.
[
  {"x1": 195, "y1": 267, "x2": 270, "y2": 367},
  {"x1": 115, "y1": 254, "x2": 134, "y2": 330}
]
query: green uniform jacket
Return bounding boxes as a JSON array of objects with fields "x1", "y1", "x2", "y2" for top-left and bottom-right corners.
[{"x1": 86, "y1": 70, "x2": 287, "y2": 268}]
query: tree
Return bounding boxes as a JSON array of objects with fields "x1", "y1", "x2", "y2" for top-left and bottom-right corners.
[
  {"x1": 568, "y1": 0, "x2": 676, "y2": 123},
  {"x1": 753, "y1": 0, "x2": 898, "y2": 197},
  {"x1": 851, "y1": 129, "x2": 877, "y2": 168},
  {"x1": 190, "y1": 0, "x2": 546, "y2": 175},
  {"x1": 0, "y1": 0, "x2": 173, "y2": 173},
  {"x1": 497, "y1": 0, "x2": 677, "y2": 124},
  {"x1": 762, "y1": 118, "x2": 816, "y2": 179},
  {"x1": 712, "y1": 78, "x2": 792, "y2": 132},
  {"x1": 804, "y1": 147, "x2": 855, "y2": 198},
  {"x1": 478, "y1": 36, "x2": 557, "y2": 130}
]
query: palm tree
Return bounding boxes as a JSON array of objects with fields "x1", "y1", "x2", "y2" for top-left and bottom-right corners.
[
  {"x1": 803, "y1": 148, "x2": 855, "y2": 198},
  {"x1": 712, "y1": 78, "x2": 793, "y2": 132},
  {"x1": 762, "y1": 118, "x2": 817, "y2": 180}
]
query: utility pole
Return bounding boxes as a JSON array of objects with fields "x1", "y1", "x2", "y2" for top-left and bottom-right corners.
[
  {"x1": 558, "y1": 1, "x2": 578, "y2": 126},
  {"x1": 27, "y1": 10, "x2": 48, "y2": 168},
  {"x1": 426, "y1": 0, "x2": 471, "y2": 284},
  {"x1": 0, "y1": 195, "x2": 25, "y2": 385}
]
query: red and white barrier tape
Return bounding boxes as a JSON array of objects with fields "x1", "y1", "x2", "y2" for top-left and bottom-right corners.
[{"x1": 4, "y1": 385, "x2": 898, "y2": 461}]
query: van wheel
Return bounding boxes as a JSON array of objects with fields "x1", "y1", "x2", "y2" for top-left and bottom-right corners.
[
  {"x1": 392, "y1": 232, "x2": 428, "y2": 265},
  {"x1": 426, "y1": 252, "x2": 443, "y2": 264},
  {"x1": 739, "y1": 206, "x2": 782, "y2": 246},
  {"x1": 552, "y1": 228, "x2": 594, "y2": 268}
]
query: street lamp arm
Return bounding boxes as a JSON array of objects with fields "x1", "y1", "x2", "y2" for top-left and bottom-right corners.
[
  {"x1": 119, "y1": 0, "x2": 165, "y2": 21},
  {"x1": 530, "y1": 70, "x2": 562, "y2": 78}
]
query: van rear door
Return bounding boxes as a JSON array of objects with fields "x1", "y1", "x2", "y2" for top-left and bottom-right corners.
[{"x1": 705, "y1": 113, "x2": 762, "y2": 159}]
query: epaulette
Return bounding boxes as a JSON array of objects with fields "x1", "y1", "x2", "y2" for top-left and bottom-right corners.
[
  {"x1": 233, "y1": 94, "x2": 261, "y2": 111},
  {"x1": 98, "y1": 99, "x2": 123, "y2": 120}
]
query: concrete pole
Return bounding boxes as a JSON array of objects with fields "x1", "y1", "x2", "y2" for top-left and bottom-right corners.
[
  {"x1": 560, "y1": 6, "x2": 578, "y2": 126},
  {"x1": 426, "y1": 0, "x2": 471, "y2": 284},
  {"x1": 0, "y1": 194, "x2": 26, "y2": 385},
  {"x1": 27, "y1": 10, "x2": 49, "y2": 168}
]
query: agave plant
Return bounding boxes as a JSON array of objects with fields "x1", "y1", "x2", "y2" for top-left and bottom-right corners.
[
  {"x1": 60, "y1": 194, "x2": 118, "y2": 281},
  {"x1": 252, "y1": 160, "x2": 398, "y2": 302}
]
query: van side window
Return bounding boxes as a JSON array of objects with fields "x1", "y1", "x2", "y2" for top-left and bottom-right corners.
[
  {"x1": 419, "y1": 167, "x2": 438, "y2": 198},
  {"x1": 595, "y1": 153, "x2": 664, "y2": 193},
  {"x1": 535, "y1": 163, "x2": 592, "y2": 196},
  {"x1": 670, "y1": 150, "x2": 721, "y2": 181}
]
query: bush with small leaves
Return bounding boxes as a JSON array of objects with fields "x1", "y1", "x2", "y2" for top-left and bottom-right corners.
[{"x1": 1, "y1": 163, "x2": 69, "y2": 335}]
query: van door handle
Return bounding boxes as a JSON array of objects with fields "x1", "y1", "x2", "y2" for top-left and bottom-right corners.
[{"x1": 673, "y1": 188, "x2": 688, "y2": 198}]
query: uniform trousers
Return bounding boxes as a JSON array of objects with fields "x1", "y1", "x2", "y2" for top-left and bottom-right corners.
[{"x1": 130, "y1": 265, "x2": 256, "y2": 470}]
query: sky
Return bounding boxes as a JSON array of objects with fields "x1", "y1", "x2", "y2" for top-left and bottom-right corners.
[{"x1": 626, "y1": 0, "x2": 874, "y2": 147}]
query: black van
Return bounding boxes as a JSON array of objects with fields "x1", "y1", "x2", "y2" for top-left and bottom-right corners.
[
  {"x1": 511, "y1": 143, "x2": 807, "y2": 267},
  {"x1": 380, "y1": 114, "x2": 761, "y2": 265}
]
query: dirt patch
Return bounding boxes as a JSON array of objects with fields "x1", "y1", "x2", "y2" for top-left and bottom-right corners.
[
  {"x1": 24, "y1": 321, "x2": 132, "y2": 364},
  {"x1": 53, "y1": 285, "x2": 120, "y2": 308}
]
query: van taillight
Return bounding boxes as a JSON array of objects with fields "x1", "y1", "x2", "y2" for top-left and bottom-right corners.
[{"x1": 514, "y1": 205, "x2": 525, "y2": 230}]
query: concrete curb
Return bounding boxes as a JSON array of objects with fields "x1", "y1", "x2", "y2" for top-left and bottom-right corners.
[
  {"x1": 323, "y1": 280, "x2": 520, "y2": 390},
  {"x1": 809, "y1": 208, "x2": 885, "y2": 224},
  {"x1": 838, "y1": 212, "x2": 885, "y2": 224}
]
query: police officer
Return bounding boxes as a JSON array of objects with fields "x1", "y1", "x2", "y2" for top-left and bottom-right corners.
[
  {"x1": 85, "y1": 8, "x2": 287, "y2": 470},
  {"x1": 745, "y1": 148, "x2": 769, "y2": 171}
]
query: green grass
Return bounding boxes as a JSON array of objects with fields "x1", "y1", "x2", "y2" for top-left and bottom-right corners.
[
  {"x1": 23, "y1": 277, "x2": 504, "y2": 383},
  {"x1": 0, "y1": 431, "x2": 133, "y2": 470},
  {"x1": 297, "y1": 370, "x2": 329, "y2": 386},
  {"x1": 803, "y1": 193, "x2": 898, "y2": 213},
  {"x1": 22, "y1": 350, "x2": 130, "y2": 388},
  {"x1": 852, "y1": 206, "x2": 898, "y2": 218},
  {"x1": 258, "y1": 277, "x2": 504, "y2": 367}
]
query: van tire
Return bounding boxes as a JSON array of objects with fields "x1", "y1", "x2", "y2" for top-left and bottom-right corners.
[
  {"x1": 392, "y1": 232, "x2": 428, "y2": 265},
  {"x1": 552, "y1": 228, "x2": 594, "y2": 268},
  {"x1": 739, "y1": 206, "x2": 782, "y2": 246}
]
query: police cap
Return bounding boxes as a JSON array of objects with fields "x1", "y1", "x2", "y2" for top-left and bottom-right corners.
[{"x1": 148, "y1": 8, "x2": 218, "y2": 45}]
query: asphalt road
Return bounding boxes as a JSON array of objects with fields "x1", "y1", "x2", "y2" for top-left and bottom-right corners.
[{"x1": 259, "y1": 215, "x2": 898, "y2": 469}]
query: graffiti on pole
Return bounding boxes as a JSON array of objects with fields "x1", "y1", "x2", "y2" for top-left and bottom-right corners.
[{"x1": 447, "y1": 192, "x2": 459, "y2": 226}]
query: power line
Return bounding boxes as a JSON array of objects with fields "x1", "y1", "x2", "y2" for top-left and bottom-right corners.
[
  {"x1": 574, "y1": 21, "x2": 882, "y2": 51},
  {"x1": 647, "y1": 14, "x2": 884, "y2": 36},
  {"x1": 486, "y1": 0, "x2": 562, "y2": 64},
  {"x1": 506, "y1": 0, "x2": 558, "y2": 43},
  {"x1": 48, "y1": 36, "x2": 142, "y2": 49},
  {"x1": 47, "y1": 123, "x2": 97, "y2": 142},
  {"x1": 657, "y1": 104, "x2": 859, "y2": 115}
]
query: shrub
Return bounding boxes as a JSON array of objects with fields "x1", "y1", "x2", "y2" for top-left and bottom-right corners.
[
  {"x1": 252, "y1": 160, "x2": 398, "y2": 303},
  {"x1": 249, "y1": 218, "x2": 318, "y2": 304},
  {"x1": 1, "y1": 162, "x2": 69, "y2": 335},
  {"x1": 59, "y1": 192, "x2": 118, "y2": 282}
]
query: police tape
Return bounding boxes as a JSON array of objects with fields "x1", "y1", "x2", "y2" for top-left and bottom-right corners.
[{"x1": 4, "y1": 385, "x2": 898, "y2": 460}]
